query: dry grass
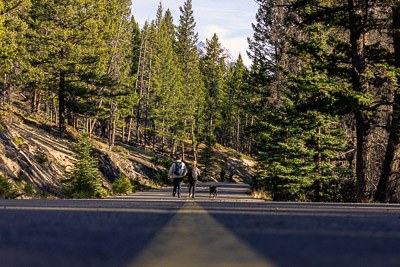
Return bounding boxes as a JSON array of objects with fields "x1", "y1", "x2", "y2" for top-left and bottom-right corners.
[{"x1": 252, "y1": 189, "x2": 272, "y2": 201}]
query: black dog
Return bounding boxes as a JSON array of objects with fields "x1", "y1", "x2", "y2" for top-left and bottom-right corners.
[{"x1": 209, "y1": 185, "x2": 218, "y2": 199}]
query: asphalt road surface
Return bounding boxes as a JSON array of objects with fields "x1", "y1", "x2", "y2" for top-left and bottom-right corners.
[{"x1": 1, "y1": 182, "x2": 400, "y2": 267}]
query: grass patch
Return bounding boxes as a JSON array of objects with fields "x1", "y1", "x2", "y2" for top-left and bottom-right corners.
[
  {"x1": 252, "y1": 189, "x2": 271, "y2": 201},
  {"x1": 112, "y1": 145, "x2": 128, "y2": 154}
]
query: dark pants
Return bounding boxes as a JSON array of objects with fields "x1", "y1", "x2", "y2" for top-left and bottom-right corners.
[
  {"x1": 189, "y1": 180, "x2": 197, "y2": 196},
  {"x1": 173, "y1": 178, "x2": 183, "y2": 197}
]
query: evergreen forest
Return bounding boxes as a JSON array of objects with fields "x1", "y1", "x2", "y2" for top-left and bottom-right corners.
[{"x1": 1, "y1": 0, "x2": 400, "y2": 202}]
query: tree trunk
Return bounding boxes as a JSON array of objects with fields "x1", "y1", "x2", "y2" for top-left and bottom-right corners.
[
  {"x1": 136, "y1": 31, "x2": 148, "y2": 144},
  {"x1": 191, "y1": 119, "x2": 197, "y2": 162},
  {"x1": 348, "y1": 0, "x2": 369, "y2": 202},
  {"x1": 374, "y1": 3, "x2": 400, "y2": 203},
  {"x1": 122, "y1": 122, "x2": 126, "y2": 143},
  {"x1": 236, "y1": 110, "x2": 240, "y2": 152},
  {"x1": 162, "y1": 105, "x2": 165, "y2": 153},
  {"x1": 32, "y1": 89, "x2": 38, "y2": 113},
  {"x1": 171, "y1": 138, "x2": 176, "y2": 156},
  {"x1": 6, "y1": 74, "x2": 12, "y2": 105},
  {"x1": 108, "y1": 100, "x2": 117, "y2": 151},
  {"x1": 59, "y1": 65, "x2": 67, "y2": 136},
  {"x1": 144, "y1": 51, "x2": 153, "y2": 147}
]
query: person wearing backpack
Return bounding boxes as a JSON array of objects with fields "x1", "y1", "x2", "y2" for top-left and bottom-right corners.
[
  {"x1": 187, "y1": 160, "x2": 200, "y2": 198},
  {"x1": 168, "y1": 155, "x2": 187, "y2": 198}
]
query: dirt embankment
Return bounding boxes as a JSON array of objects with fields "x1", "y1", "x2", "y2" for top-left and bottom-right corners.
[
  {"x1": 0, "y1": 111, "x2": 257, "y2": 198},
  {"x1": 0, "y1": 114, "x2": 159, "y2": 198}
]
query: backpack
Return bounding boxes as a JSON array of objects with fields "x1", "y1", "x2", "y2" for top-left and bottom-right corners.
[
  {"x1": 174, "y1": 161, "x2": 184, "y2": 176},
  {"x1": 191, "y1": 167, "x2": 199, "y2": 180}
]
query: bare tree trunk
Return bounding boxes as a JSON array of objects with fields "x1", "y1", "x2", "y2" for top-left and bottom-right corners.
[
  {"x1": 162, "y1": 105, "x2": 165, "y2": 153},
  {"x1": 59, "y1": 70, "x2": 66, "y2": 136},
  {"x1": 236, "y1": 110, "x2": 240, "y2": 152},
  {"x1": 32, "y1": 89, "x2": 38, "y2": 113},
  {"x1": 171, "y1": 138, "x2": 176, "y2": 156},
  {"x1": 52, "y1": 93, "x2": 57, "y2": 128},
  {"x1": 6, "y1": 74, "x2": 12, "y2": 105},
  {"x1": 36, "y1": 93, "x2": 41, "y2": 114},
  {"x1": 108, "y1": 100, "x2": 117, "y2": 151},
  {"x1": 127, "y1": 114, "x2": 133, "y2": 142},
  {"x1": 249, "y1": 116, "x2": 254, "y2": 156},
  {"x1": 144, "y1": 51, "x2": 153, "y2": 147},
  {"x1": 191, "y1": 119, "x2": 197, "y2": 162},
  {"x1": 122, "y1": 120, "x2": 126, "y2": 143}
]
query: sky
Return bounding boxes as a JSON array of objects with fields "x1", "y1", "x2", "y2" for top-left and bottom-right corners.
[{"x1": 130, "y1": 0, "x2": 259, "y2": 66}]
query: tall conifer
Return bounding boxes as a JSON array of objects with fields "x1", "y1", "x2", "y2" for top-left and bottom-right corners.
[
  {"x1": 176, "y1": 0, "x2": 204, "y2": 160},
  {"x1": 27, "y1": 0, "x2": 108, "y2": 136}
]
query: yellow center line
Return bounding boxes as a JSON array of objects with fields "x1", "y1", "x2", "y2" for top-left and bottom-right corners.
[{"x1": 130, "y1": 200, "x2": 274, "y2": 267}]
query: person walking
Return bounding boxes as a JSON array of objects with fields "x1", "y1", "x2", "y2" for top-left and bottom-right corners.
[
  {"x1": 168, "y1": 155, "x2": 187, "y2": 198},
  {"x1": 188, "y1": 160, "x2": 200, "y2": 198},
  {"x1": 229, "y1": 169, "x2": 234, "y2": 183},
  {"x1": 220, "y1": 169, "x2": 226, "y2": 183}
]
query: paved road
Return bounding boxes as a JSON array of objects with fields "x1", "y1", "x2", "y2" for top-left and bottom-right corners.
[{"x1": 1, "y1": 183, "x2": 400, "y2": 267}]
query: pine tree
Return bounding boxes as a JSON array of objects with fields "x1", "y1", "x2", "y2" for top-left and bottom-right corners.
[
  {"x1": 287, "y1": 0, "x2": 391, "y2": 201},
  {"x1": 151, "y1": 3, "x2": 182, "y2": 153},
  {"x1": 125, "y1": 15, "x2": 141, "y2": 142},
  {"x1": 164, "y1": 9, "x2": 176, "y2": 45},
  {"x1": 1, "y1": 0, "x2": 31, "y2": 107},
  {"x1": 248, "y1": 0, "x2": 354, "y2": 201},
  {"x1": 64, "y1": 134, "x2": 104, "y2": 198},
  {"x1": 201, "y1": 33, "x2": 227, "y2": 147},
  {"x1": 27, "y1": 0, "x2": 108, "y2": 136},
  {"x1": 176, "y1": 0, "x2": 204, "y2": 160},
  {"x1": 225, "y1": 54, "x2": 248, "y2": 151}
]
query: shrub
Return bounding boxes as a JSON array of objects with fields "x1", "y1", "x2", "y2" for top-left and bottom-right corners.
[
  {"x1": 24, "y1": 183, "x2": 35, "y2": 196},
  {"x1": 112, "y1": 174, "x2": 133, "y2": 195},
  {"x1": 34, "y1": 151, "x2": 48, "y2": 164},
  {"x1": 0, "y1": 176, "x2": 16, "y2": 198}
]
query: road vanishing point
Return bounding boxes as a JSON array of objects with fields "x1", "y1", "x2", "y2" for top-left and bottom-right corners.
[{"x1": 1, "y1": 182, "x2": 400, "y2": 267}]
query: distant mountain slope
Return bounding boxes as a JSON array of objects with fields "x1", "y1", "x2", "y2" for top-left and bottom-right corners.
[{"x1": 197, "y1": 41, "x2": 236, "y2": 66}]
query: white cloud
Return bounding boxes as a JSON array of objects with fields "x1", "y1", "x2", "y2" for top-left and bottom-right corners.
[{"x1": 202, "y1": 25, "x2": 230, "y2": 39}]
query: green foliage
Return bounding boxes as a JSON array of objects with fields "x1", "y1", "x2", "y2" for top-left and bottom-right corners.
[
  {"x1": 34, "y1": 151, "x2": 48, "y2": 164},
  {"x1": 112, "y1": 174, "x2": 133, "y2": 195},
  {"x1": 24, "y1": 183, "x2": 35, "y2": 197},
  {"x1": 13, "y1": 137, "x2": 23, "y2": 148},
  {"x1": 151, "y1": 156, "x2": 172, "y2": 185},
  {"x1": 0, "y1": 175, "x2": 16, "y2": 198},
  {"x1": 63, "y1": 134, "x2": 105, "y2": 199}
]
